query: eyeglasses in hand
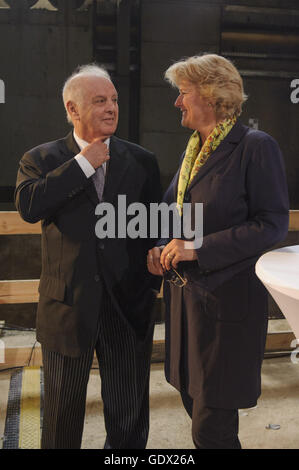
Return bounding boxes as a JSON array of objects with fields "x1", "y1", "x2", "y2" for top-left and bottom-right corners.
[{"x1": 163, "y1": 267, "x2": 187, "y2": 287}]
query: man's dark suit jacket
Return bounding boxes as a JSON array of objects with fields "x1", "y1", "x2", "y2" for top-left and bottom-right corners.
[
  {"x1": 160, "y1": 120, "x2": 290, "y2": 409},
  {"x1": 15, "y1": 132, "x2": 162, "y2": 357}
]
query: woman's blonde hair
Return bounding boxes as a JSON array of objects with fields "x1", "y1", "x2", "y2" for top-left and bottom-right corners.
[{"x1": 165, "y1": 54, "x2": 247, "y2": 120}]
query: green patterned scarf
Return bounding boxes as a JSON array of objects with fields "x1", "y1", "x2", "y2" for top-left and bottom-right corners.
[{"x1": 177, "y1": 116, "x2": 237, "y2": 215}]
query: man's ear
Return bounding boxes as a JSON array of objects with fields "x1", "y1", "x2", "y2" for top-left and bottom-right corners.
[{"x1": 66, "y1": 100, "x2": 80, "y2": 121}]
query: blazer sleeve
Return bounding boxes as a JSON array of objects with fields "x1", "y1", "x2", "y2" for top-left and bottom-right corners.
[
  {"x1": 15, "y1": 149, "x2": 90, "y2": 223},
  {"x1": 143, "y1": 152, "x2": 163, "y2": 246},
  {"x1": 156, "y1": 164, "x2": 182, "y2": 248},
  {"x1": 196, "y1": 134, "x2": 290, "y2": 272},
  {"x1": 142, "y1": 152, "x2": 164, "y2": 291}
]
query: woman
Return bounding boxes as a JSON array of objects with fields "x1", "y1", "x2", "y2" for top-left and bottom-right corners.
[{"x1": 147, "y1": 54, "x2": 289, "y2": 449}]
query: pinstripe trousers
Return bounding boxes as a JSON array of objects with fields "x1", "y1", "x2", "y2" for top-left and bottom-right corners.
[{"x1": 41, "y1": 291, "x2": 154, "y2": 449}]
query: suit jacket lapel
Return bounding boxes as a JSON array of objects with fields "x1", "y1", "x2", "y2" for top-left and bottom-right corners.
[
  {"x1": 59, "y1": 133, "x2": 137, "y2": 207},
  {"x1": 102, "y1": 135, "x2": 131, "y2": 204},
  {"x1": 60, "y1": 131, "x2": 80, "y2": 162}
]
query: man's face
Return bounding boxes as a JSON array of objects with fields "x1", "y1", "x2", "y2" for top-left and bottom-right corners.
[{"x1": 73, "y1": 76, "x2": 119, "y2": 142}]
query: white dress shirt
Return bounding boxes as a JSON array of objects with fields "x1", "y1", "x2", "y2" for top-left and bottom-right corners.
[{"x1": 73, "y1": 131, "x2": 109, "y2": 178}]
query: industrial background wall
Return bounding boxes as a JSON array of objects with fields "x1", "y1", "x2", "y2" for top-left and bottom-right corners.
[
  {"x1": 0, "y1": 0, "x2": 299, "y2": 326},
  {"x1": 0, "y1": 0, "x2": 299, "y2": 203},
  {"x1": 139, "y1": 0, "x2": 299, "y2": 194}
]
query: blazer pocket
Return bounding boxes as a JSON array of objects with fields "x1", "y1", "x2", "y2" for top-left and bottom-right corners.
[{"x1": 38, "y1": 276, "x2": 66, "y2": 302}]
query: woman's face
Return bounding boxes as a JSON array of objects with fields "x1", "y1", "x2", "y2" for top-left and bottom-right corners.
[{"x1": 175, "y1": 80, "x2": 216, "y2": 132}]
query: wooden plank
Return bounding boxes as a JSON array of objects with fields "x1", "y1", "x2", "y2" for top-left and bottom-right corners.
[
  {"x1": 0, "y1": 211, "x2": 41, "y2": 235},
  {"x1": 0, "y1": 279, "x2": 161, "y2": 305},
  {"x1": 0, "y1": 346, "x2": 42, "y2": 370},
  {"x1": 0, "y1": 210, "x2": 297, "y2": 235},
  {"x1": 151, "y1": 339, "x2": 165, "y2": 363},
  {"x1": 265, "y1": 330, "x2": 296, "y2": 352},
  {"x1": 0, "y1": 340, "x2": 164, "y2": 370},
  {"x1": 1, "y1": 332, "x2": 296, "y2": 371},
  {"x1": 289, "y1": 210, "x2": 299, "y2": 231},
  {"x1": 0, "y1": 280, "x2": 39, "y2": 304}
]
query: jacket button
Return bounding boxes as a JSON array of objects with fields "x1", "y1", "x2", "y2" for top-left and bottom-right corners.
[
  {"x1": 99, "y1": 243, "x2": 104, "y2": 250},
  {"x1": 94, "y1": 275, "x2": 100, "y2": 282}
]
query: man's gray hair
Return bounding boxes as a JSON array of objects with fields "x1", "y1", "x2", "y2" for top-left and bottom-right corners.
[{"x1": 62, "y1": 64, "x2": 112, "y2": 124}]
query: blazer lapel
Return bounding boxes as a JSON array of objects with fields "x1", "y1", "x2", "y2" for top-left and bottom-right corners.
[{"x1": 186, "y1": 120, "x2": 249, "y2": 193}]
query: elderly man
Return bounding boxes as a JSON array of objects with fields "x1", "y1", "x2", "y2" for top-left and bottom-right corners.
[{"x1": 15, "y1": 65, "x2": 162, "y2": 449}]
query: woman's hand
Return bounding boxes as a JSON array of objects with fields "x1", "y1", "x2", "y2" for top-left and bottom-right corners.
[
  {"x1": 147, "y1": 246, "x2": 165, "y2": 276},
  {"x1": 160, "y1": 239, "x2": 197, "y2": 270}
]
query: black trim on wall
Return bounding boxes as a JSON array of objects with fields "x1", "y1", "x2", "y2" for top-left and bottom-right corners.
[{"x1": 0, "y1": 186, "x2": 15, "y2": 204}]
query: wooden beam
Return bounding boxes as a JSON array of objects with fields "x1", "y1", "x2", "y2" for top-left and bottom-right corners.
[
  {"x1": 265, "y1": 330, "x2": 296, "y2": 352},
  {"x1": 0, "y1": 210, "x2": 297, "y2": 236},
  {"x1": 1, "y1": 346, "x2": 42, "y2": 370},
  {"x1": 0, "y1": 278, "x2": 162, "y2": 305},
  {"x1": 0, "y1": 340, "x2": 164, "y2": 370},
  {"x1": 289, "y1": 210, "x2": 299, "y2": 231},
  {"x1": 0, "y1": 332, "x2": 296, "y2": 371},
  {"x1": 0, "y1": 211, "x2": 41, "y2": 235},
  {"x1": 0, "y1": 280, "x2": 39, "y2": 304}
]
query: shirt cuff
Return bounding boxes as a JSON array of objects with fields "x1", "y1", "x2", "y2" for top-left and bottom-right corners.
[{"x1": 74, "y1": 154, "x2": 95, "y2": 178}]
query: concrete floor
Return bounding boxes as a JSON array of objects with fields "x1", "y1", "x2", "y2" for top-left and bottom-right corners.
[
  {"x1": 79, "y1": 357, "x2": 299, "y2": 449},
  {"x1": 1, "y1": 323, "x2": 299, "y2": 449}
]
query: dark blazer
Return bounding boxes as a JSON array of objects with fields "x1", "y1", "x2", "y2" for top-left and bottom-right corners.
[
  {"x1": 161, "y1": 120, "x2": 289, "y2": 409},
  {"x1": 15, "y1": 132, "x2": 162, "y2": 357}
]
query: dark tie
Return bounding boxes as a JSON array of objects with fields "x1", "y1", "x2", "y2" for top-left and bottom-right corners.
[{"x1": 92, "y1": 164, "x2": 105, "y2": 201}]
